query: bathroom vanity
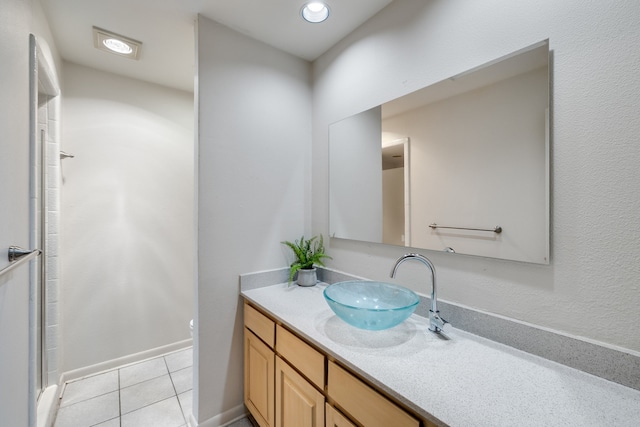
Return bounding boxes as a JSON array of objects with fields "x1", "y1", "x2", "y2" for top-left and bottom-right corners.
[
  {"x1": 240, "y1": 276, "x2": 640, "y2": 427},
  {"x1": 244, "y1": 301, "x2": 424, "y2": 427}
]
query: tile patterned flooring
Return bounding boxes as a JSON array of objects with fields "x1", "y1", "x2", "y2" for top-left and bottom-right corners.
[
  {"x1": 54, "y1": 347, "x2": 194, "y2": 427},
  {"x1": 53, "y1": 346, "x2": 253, "y2": 427}
]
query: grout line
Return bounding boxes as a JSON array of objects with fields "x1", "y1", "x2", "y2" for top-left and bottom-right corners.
[
  {"x1": 59, "y1": 389, "x2": 119, "y2": 409},
  {"x1": 121, "y1": 395, "x2": 178, "y2": 419},
  {"x1": 164, "y1": 356, "x2": 177, "y2": 395},
  {"x1": 87, "y1": 416, "x2": 119, "y2": 427},
  {"x1": 118, "y1": 367, "x2": 122, "y2": 426},
  {"x1": 119, "y1": 357, "x2": 172, "y2": 389},
  {"x1": 164, "y1": 355, "x2": 187, "y2": 425}
]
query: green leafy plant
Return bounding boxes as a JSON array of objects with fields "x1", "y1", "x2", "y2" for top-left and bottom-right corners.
[{"x1": 281, "y1": 235, "x2": 332, "y2": 283}]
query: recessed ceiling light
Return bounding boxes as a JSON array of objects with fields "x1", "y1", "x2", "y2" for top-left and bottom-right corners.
[
  {"x1": 301, "y1": 2, "x2": 330, "y2": 23},
  {"x1": 93, "y1": 27, "x2": 142, "y2": 60},
  {"x1": 102, "y1": 38, "x2": 133, "y2": 55}
]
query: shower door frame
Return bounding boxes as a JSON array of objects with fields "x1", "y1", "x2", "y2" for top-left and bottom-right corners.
[{"x1": 29, "y1": 34, "x2": 60, "y2": 424}]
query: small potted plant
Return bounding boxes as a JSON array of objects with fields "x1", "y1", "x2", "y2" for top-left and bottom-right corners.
[{"x1": 281, "y1": 235, "x2": 332, "y2": 286}]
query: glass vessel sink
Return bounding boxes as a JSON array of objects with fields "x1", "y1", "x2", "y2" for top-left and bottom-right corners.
[{"x1": 323, "y1": 281, "x2": 419, "y2": 330}]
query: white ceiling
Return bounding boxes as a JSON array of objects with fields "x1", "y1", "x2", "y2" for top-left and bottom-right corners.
[{"x1": 42, "y1": 0, "x2": 393, "y2": 93}]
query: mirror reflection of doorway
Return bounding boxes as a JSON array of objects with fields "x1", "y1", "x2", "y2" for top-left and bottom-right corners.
[{"x1": 382, "y1": 137, "x2": 410, "y2": 246}]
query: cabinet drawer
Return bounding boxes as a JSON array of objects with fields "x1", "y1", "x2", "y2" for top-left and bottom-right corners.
[
  {"x1": 328, "y1": 361, "x2": 419, "y2": 427},
  {"x1": 245, "y1": 303, "x2": 275, "y2": 348},
  {"x1": 276, "y1": 324, "x2": 325, "y2": 389},
  {"x1": 326, "y1": 403, "x2": 356, "y2": 427}
]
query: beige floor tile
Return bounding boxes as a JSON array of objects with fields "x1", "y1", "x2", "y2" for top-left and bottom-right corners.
[
  {"x1": 121, "y1": 374, "x2": 176, "y2": 414},
  {"x1": 170, "y1": 366, "x2": 192, "y2": 394},
  {"x1": 60, "y1": 370, "x2": 119, "y2": 407},
  {"x1": 54, "y1": 391, "x2": 119, "y2": 427},
  {"x1": 120, "y1": 357, "x2": 168, "y2": 388},
  {"x1": 177, "y1": 390, "x2": 192, "y2": 421},
  {"x1": 165, "y1": 347, "x2": 193, "y2": 373},
  {"x1": 121, "y1": 397, "x2": 185, "y2": 427}
]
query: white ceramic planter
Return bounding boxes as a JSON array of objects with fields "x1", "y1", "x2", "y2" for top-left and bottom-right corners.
[{"x1": 296, "y1": 268, "x2": 317, "y2": 287}]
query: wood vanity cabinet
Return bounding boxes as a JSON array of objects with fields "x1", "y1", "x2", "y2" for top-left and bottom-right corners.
[
  {"x1": 244, "y1": 329, "x2": 274, "y2": 427},
  {"x1": 243, "y1": 301, "x2": 432, "y2": 427},
  {"x1": 275, "y1": 356, "x2": 324, "y2": 427},
  {"x1": 244, "y1": 304, "x2": 276, "y2": 427},
  {"x1": 326, "y1": 403, "x2": 356, "y2": 427},
  {"x1": 274, "y1": 323, "x2": 326, "y2": 427},
  {"x1": 328, "y1": 362, "x2": 419, "y2": 427}
]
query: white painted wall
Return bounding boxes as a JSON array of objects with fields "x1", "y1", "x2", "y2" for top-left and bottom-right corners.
[
  {"x1": 196, "y1": 16, "x2": 311, "y2": 425},
  {"x1": 32, "y1": 0, "x2": 63, "y2": 84},
  {"x1": 61, "y1": 62, "x2": 194, "y2": 373},
  {"x1": 383, "y1": 67, "x2": 548, "y2": 263},
  {"x1": 0, "y1": 0, "x2": 61, "y2": 425},
  {"x1": 382, "y1": 167, "x2": 405, "y2": 246},
  {"x1": 313, "y1": 0, "x2": 640, "y2": 353},
  {"x1": 329, "y1": 106, "x2": 382, "y2": 242},
  {"x1": 0, "y1": 3, "x2": 36, "y2": 424}
]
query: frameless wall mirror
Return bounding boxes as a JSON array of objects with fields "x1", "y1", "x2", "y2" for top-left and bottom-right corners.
[{"x1": 329, "y1": 40, "x2": 550, "y2": 264}]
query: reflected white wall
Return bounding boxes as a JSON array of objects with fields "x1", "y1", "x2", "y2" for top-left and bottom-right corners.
[
  {"x1": 383, "y1": 67, "x2": 548, "y2": 263},
  {"x1": 329, "y1": 106, "x2": 382, "y2": 242}
]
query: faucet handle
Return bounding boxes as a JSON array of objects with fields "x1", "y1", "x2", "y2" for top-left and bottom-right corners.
[
  {"x1": 437, "y1": 318, "x2": 451, "y2": 334},
  {"x1": 429, "y1": 311, "x2": 449, "y2": 333}
]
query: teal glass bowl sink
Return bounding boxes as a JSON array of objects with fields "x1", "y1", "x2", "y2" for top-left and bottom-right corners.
[{"x1": 323, "y1": 281, "x2": 419, "y2": 330}]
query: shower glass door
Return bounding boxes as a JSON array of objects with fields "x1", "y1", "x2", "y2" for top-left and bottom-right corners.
[{"x1": 33, "y1": 111, "x2": 47, "y2": 401}]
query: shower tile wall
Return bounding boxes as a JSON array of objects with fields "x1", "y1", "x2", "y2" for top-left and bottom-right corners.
[{"x1": 39, "y1": 92, "x2": 61, "y2": 386}]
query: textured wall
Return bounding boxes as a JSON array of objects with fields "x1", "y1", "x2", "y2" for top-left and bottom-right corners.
[
  {"x1": 61, "y1": 63, "x2": 194, "y2": 372},
  {"x1": 312, "y1": 0, "x2": 640, "y2": 353}
]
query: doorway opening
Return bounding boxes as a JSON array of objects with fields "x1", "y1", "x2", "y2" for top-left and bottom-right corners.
[{"x1": 382, "y1": 137, "x2": 411, "y2": 246}]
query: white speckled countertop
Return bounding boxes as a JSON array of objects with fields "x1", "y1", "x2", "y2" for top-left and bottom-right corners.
[{"x1": 241, "y1": 282, "x2": 640, "y2": 427}]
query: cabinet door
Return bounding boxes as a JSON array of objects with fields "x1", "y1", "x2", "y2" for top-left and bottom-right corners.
[
  {"x1": 275, "y1": 356, "x2": 325, "y2": 427},
  {"x1": 325, "y1": 403, "x2": 356, "y2": 427},
  {"x1": 245, "y1": 329, "x2": 275, "y2": 427}
]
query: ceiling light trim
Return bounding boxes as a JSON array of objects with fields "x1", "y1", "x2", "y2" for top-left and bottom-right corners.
[
  {"x1": 93, "y1": 27, "x2": 142, "y2": 60},
  {"x1": 301, "y1": 2, "x2": 330, "y2": 23}
]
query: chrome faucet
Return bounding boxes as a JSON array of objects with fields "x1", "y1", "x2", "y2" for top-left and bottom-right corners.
[{"x1": 390, "y1": 253, "x2": 449, "y2": 333}]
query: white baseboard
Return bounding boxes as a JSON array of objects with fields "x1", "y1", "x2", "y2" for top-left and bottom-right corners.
[
  {"x1": 188, "y1": 412, "x2": 198, "y2": 427},
  {"x1": 192, "y1": 404, "x2": 247, "y2": 427},
  {"x1": 60, "y1": 338, "x2": 192, "y2": 385},
  {"x1": 36, "y1": 385, "x2": 59, "y2": 427}
]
